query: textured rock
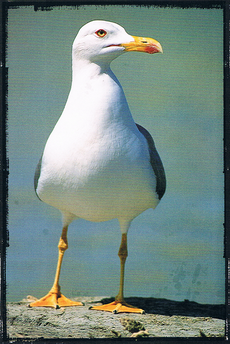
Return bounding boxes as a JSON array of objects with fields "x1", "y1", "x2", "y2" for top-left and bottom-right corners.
[{"x1": 6, "y1": 296, "x2": 225, "y2": 339}]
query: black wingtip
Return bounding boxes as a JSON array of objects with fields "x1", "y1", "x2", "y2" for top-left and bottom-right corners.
[{"x1": 34, "y1": 156, "x2": 43, "y2": 200}]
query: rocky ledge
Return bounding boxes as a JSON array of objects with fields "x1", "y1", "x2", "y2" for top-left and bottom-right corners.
[{"x1": 6, "y1": 296, "x2": 225, "y2": 340}]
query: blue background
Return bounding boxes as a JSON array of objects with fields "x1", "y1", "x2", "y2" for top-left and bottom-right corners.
[{"x1": 7, "y1": 5, "x2": 224, "y2": 304}]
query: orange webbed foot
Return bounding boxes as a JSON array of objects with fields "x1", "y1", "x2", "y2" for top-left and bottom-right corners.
[
  {"x1": 29, "y1": 291, "x2": 83, "y2": 308},
  {"x1": 89, "y1": 300, "x2": 145, "y2": 314}
]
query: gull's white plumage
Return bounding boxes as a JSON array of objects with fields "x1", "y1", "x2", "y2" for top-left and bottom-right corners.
[
  {"x1": 31, "y1": 20, "x2": 166, "y2": 312},
  {"x1": 37, "y1": 21, "x2": 159, "y2": 229}
]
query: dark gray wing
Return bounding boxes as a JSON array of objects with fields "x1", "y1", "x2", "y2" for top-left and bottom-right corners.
[
  {"x1": 34, "y1": 156, "x2": 42, "y2": 200},
  {"x1": 136, "y1": 123, "x2": 166, "y2": 200}
]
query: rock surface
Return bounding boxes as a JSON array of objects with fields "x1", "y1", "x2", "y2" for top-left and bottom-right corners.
[{"x1": 6, "y1": 296, "x2": 225, "y2": 339}]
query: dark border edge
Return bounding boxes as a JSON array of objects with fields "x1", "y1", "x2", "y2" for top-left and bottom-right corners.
[
  {"x1": 0, "y1": 1, "x2": 229, "y2": 343},
  {"x1": 1, "y1": 0, "x2": 9, "y2": 343}
]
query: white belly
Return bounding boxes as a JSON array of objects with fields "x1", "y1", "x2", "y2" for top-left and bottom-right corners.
[{"x1": 37, "y1": 123, "x2": 158, "y2": 223}]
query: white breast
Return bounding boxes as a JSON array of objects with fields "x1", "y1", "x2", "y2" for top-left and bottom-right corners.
[{"x1": 36, "y1": 67, "x2": 158, "y2": 222}]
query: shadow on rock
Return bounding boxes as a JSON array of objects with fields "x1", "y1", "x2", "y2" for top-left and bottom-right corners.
[{"x1": 100, "y1": 297, "x2": 225, "y2": 319}]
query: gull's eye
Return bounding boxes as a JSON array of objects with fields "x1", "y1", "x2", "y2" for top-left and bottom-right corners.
[{"x1": 95, "y1": 29, "x2": 107, "y2": 37}]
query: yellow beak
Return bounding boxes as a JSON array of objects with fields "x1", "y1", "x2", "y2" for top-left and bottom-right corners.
[{"x1": 120, "y1": 35, "x2": 163, "y2": 54}]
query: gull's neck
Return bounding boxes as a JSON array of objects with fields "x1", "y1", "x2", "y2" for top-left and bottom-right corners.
[
  {"x1": 72, "y1": 56, "x2": 111, "y2": 81},
  {"x1": 70, "y1": 57, "x2": 124, "y2": 105},
  {"x1": 60, "y1": 56, "x2": 134, "y2": 131},
  {"x1": 49, "y1": 55, "x2": 138, "y2": 151}
]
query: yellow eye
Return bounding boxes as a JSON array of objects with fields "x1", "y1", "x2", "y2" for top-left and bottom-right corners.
[{"x1": 96, "y1": 29, "x2": 107, "y2": 38}]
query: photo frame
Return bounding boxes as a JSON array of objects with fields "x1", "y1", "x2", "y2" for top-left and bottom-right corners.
[{"x1": 1, "y1": 0, "x2": 228, "y2": 341}]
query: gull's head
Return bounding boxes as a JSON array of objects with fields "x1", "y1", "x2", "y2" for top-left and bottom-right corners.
[{"x1": 72, "y1": 20, "x2": 163, "y2": 65}]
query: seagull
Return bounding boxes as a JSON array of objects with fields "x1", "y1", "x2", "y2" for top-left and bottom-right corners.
[{"x1": 29, "y1": 20, "x2": 166, "y2": 314}]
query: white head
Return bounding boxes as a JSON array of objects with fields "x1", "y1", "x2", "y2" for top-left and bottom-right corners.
[{"x1": 72, "y1": 20, "x2": 162, "y2": 66}]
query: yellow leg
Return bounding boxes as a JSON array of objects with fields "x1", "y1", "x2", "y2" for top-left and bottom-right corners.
[
  {"x1": 29, "y1": 226, "x2": 83, "y2": 308},
  {"x1": 90, "y1": 233, "x2": 144, "y2": 314}
]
